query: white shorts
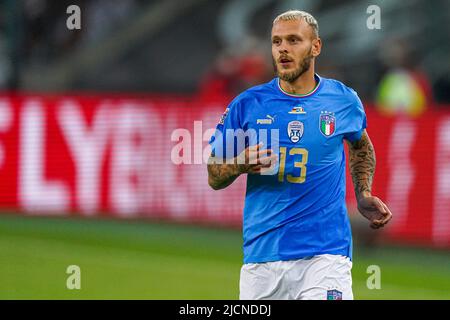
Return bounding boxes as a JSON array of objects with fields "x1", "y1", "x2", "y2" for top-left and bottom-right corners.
[{"x1": 239, "y1": 254, "x2": 353, "y2": 300}]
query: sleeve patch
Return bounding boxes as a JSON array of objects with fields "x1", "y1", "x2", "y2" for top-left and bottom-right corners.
[{"x1": 218, "y1": 108, "x2": 230, "y2": 125}]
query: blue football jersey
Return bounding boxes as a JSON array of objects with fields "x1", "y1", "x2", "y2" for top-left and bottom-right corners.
[{"x1": 209, "y1": 74, "x2": 367, "y2": 263}]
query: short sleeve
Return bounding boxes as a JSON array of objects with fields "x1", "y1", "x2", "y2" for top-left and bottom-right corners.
[
  {"x1": 208, "y1": 98, "x2": 247, "y2": 159},
  {"x1": 344, "y1": 90, "x2": 367, "y2": 142}
]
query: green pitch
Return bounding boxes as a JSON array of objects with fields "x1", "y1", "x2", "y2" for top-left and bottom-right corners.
[{"x1": 0, "y1": 213, "x2": 448, "y2": 299}]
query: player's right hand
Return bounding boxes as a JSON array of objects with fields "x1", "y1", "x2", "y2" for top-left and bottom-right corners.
[
  {"x1": 357, "y1": 195, "x2": 393, "y2": 229},
  {"x1": 237, "y1": 142, "x2": 278, "y2": 175}
]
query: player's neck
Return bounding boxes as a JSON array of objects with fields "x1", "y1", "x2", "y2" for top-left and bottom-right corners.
[{"x1": 279, "y1": 68, "x2": 317, "y2": 96}]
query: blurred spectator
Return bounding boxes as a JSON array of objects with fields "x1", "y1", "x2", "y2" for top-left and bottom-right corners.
[
  {"x1": 22, "y1": 0, "x2": 79, "y2": 65},
  {"x1": 0, "y1": 35, "x2": 12, "y2": 88},
  {"x1": 375, "y1": 38, "x2": 433, "y2": 117},
  {"x1": 21, "y1": 0, "x2": 138, "y2": 66},
  {"x1": 199, "y1": 36, "x2": 272, "y2": 100},
  {"x1": 434, "y1": 74, "x2": 450, "y2": 104},
  {"x1": 433, "y1": 63, "x2": 450, "y2": 104}
]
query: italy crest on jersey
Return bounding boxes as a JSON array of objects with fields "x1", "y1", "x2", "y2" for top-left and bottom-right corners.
[
  {"x1": 320, "y1": 111, "x2": 336, "y2": 136},
  {"x1": 287, "y1": 121, "x2": 304, "y2": 143}
]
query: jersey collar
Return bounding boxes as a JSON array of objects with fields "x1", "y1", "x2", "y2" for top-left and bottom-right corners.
[{"x1": 277, "y1": 74, "x2": 322, "y2": 98}]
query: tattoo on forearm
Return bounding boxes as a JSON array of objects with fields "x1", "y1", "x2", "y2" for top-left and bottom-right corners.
[
  {"x1": 347, "y1": 132, "x2": 376, "y2": 199},
  {"x1": 207, "y1": 157, "x2": 241, "y2": 190}
]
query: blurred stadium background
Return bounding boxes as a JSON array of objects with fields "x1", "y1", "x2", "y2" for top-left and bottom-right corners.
[{"x1": 0, "y1": 0, "x2": 449, "y2": 299}]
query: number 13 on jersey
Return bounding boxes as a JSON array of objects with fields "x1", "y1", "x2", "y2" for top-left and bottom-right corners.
[{"x1": 278, "y1": 147, "x2": 309, "y2": 183}]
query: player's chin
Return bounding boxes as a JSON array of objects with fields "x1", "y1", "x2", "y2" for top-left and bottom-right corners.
[
  {"x1": 278, "y1": 65, "x2": 295, "y2": 73},
  {"x1": 278, "y1": 70, "x2": 298, "y2": 82}
]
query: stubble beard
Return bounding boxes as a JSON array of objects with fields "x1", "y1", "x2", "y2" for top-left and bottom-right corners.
[{"x1": 274, "y1": 49, "x2": 314, "y2": 83}]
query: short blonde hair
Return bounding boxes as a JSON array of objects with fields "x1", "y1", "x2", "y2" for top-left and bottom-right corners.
[{"x1": 273, "y1": 10, "x2": 319, "y2": 38}]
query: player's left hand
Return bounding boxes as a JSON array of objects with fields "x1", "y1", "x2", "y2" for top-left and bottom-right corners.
[{"x1": 357, "y1": 195, "x2": 393, "y2": 229}]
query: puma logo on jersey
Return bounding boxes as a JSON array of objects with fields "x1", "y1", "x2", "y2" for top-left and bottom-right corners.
[{"x1": 257, "y1": 114, "x2": 276, "y2": 124}]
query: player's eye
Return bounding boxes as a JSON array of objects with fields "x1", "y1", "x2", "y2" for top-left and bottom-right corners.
[{"x1": 272, "y1": 39, "x2": 281, "y2": 45}]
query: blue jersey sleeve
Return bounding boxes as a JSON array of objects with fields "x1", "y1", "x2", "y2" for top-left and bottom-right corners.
[
  {"x1": 209, "y1": 98, "x2": 247, "y2": 159},
  {"x1": 343, "y1": 89, "x2": 367, "y2": 142}
]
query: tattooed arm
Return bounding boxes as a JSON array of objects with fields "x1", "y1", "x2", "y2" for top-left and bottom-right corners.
[
  {"x1": 207, "y1": 157, "x2": 242, "y2": 190},
  {"x1": 346, "y1": 130, "x2": 376, "y2": 200},
  {"x1": 208, "y1": 143, "x2": 276, "y2": 190},
  {"x1": 346, "y1": 130, "x2": 392, "y2": 229}
]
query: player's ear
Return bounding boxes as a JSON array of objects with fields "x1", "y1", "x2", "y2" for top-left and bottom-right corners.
[{"x1": 311, "y1": 37, "x2": 322, "y2": 57}]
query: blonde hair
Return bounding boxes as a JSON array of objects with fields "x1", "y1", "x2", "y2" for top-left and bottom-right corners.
[{"x1": 273, "y1": 10, "x2": 319, "y2": 38}]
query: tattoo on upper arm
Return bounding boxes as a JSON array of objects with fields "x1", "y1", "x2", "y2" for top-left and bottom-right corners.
[{"x1": 347, "y1": 131, "x2": 376, "y2": 198}]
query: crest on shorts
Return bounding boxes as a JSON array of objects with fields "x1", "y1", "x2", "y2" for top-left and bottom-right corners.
[
  {"x1": 287, "y1": 121, "x2": 304, "y2": 143},
  {"x1": 320, "y1": 111, "x2": 336, "y2": 137},
  {"x1": 327, "y1": 289, "x2": 343, "y2": 300}
]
